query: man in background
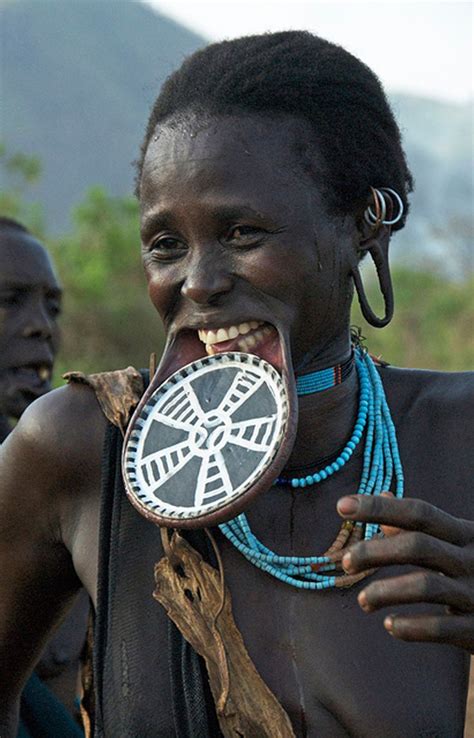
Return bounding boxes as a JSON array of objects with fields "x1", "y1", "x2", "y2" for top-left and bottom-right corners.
[
  {"x1": 0, "y1": 217, "x2": 86, "y2": 737},
  {"x1": 0, "y1": 217, "x2": 61, "y2": 440}
]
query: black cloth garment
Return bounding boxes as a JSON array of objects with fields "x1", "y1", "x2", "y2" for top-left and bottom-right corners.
[{"x1": 93, "y1": 379, "x2": 222, "y2": 737}]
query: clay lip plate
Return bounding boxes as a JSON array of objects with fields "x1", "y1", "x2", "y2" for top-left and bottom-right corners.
[{"x1": 122, "y1": 352, "x2": 293, "y2": 529}]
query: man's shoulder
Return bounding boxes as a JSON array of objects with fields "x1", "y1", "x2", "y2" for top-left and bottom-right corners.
[
  {"x1": 10, "y1": 380, "x2": 107, "y2": 476},
  {"x1": 0, "y1": 380, "x2": 109, "y2": 546}
]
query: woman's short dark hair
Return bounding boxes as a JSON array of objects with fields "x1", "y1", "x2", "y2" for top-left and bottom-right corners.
[{"x1": 137, "y1": 31, "x2": 413, "y2": 230}]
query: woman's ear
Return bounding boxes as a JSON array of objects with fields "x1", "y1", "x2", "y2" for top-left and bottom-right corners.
[
  {"x1": 356, "y1": 219, "x2": 391, "y2": 260},
  {"x1": 357, "y1": 219, "x2": 392, "y2": 253},
  {"x1": 350, "y1": 219, "x2": 394, "y2": 328},
  {"x1": 348, "y1": 185, "x2": 405, "y2": 327}
]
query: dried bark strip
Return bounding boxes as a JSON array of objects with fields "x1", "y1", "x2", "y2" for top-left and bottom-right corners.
[
  {"x1": 64, "y1": 366, "x2": 143, "y2": 432},
  {"x1": 154, "y1": 532, "x2": 295, "y2": 738}
]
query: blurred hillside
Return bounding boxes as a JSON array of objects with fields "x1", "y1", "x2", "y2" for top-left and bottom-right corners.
[
  {"x1": 0, "y1": 0, "x2": 204, "y2": 230},
  {"x1": 390, "y1": 94, "x2": 473, "y2": 276},
  {"x1": 1, "y1": 0, "x2": 473, "y2": 277}
]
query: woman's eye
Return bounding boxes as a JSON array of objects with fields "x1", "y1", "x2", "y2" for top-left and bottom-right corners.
[
  {"x1": 149, "y1": 236, "x2": 187, "y2": 259},
  {"x1": 225, "y1": 225, "x2": 265, "y2": 245},
  {"x1": 152, "y1": 237, "x2": 180, "y2": 249}
]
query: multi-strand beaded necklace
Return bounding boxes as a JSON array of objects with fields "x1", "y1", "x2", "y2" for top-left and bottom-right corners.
[{"x1": 218, "y1": 347, "x2": 404, "y2": 590}]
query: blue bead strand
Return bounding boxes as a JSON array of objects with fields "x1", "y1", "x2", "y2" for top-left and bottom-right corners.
[
  {"x1": 218, "y1": 348, "x2": 404, "y2": 590},
  {"x1": 277, "y1": 353, "x2": 371, "y2": 489}
]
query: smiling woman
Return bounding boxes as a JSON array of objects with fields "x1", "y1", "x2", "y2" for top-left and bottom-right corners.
[
  {"x1": 139, "y1": 114, "x2": 346, "y2": 373},
  {"x1": 1, "y1": 30, "x2": 473, "y2": 738}
]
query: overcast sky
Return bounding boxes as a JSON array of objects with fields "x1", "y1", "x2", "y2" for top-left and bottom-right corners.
[{"x1": 145, "y1": 0, "x2": 473, "y2": 104}]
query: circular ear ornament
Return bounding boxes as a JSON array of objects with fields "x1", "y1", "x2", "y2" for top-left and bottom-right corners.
[{"x1": 122, "y1": 352, "x2": 290, "y2": 529}]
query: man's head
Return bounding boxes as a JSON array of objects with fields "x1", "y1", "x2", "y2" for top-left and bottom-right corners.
[{"x1": 0, "y1": 218, "x2": 61, "y2": 422}]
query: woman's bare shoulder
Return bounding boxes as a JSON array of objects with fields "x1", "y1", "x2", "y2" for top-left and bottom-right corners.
[{"x1": 379, "y1": 364, "x2": 474, "y2": 415}]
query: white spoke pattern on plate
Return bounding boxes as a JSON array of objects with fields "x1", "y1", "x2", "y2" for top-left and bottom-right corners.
[
  {"x1": 227, "y1": 415, "x2": 278, "y2": 453},
  {"x1": 217, "y1": 369, "x2": 265, "y2": 418},
  {"x1": 194, "y1": 450, "x2": 234, "y2": 508},
  {"x1": 155, "y1": 382, "x2": 206, "y2": 432},
  {"x1": 141, "y1": 439, "x2": 193, "y2": 489}
]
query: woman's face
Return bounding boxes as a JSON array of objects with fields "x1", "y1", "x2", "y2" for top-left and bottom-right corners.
[{"x1": 139, "y1": 114, "x2": 355, "y2": 377}]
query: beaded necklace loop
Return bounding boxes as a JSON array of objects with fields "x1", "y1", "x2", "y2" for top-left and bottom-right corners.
[{"x1": 218, "y1": 348, "x2": 404, "y2": 590}]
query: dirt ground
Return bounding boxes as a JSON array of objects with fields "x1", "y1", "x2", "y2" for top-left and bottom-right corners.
[{"x1": 465, "y1": 658, "x2": 474, "y2": 737}]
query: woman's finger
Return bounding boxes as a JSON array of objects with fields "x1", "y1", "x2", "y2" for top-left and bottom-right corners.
[
  {"x1": 380, "y1": 492, "x2": 402, "y2": 537},
  {"x1": 383, "y1": 613, "x2": 474, "y2": 651},
  {"x1": 342, "y1": 531, "x2": 473, "y2": 578},
  {"x1": 358, "y1": 570, "x2": 474, "y2": 614},
  {"x1": 337, "y1": 494, "x2": 474, "y2": 546}
]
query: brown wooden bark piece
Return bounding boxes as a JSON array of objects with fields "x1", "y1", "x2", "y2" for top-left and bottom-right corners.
[
  {"x1": 64, "y1": 366, "x2": 143, "y2": 432},
  {"x1": 153, "y1": 532, "x2": 295, "y2": 738}
]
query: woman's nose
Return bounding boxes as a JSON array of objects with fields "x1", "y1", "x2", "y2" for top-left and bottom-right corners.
[{"x1": 181, "y1": 256, "x2": 233, "y2": 306}]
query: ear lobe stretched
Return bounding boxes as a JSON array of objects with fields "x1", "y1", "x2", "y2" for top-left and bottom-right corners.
[{"x1": 350, "y1": 225, "x2": 394, "y2": 329}]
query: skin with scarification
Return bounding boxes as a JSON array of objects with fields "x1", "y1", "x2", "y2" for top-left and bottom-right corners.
[{"x1": 0, "y1": 115, "x2": 473, "y2": 736}]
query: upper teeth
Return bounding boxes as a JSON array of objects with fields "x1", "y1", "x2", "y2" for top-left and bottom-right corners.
[
  {"x1": 198, "y1": 322, "x2": 274, "y2": 356},
  {"x1": 198, "y1": 321, "x2": 263, "y2": 346}
]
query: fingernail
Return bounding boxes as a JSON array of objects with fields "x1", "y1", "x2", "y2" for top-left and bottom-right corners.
[
  {"x1": 384, "y1": 615, "x2": 394, "y2": 635},
  {"x1": 337, "y1": 497, "x2": 359, "y2": 515},
  {"x1": 342, "y1": 552, "x2": 352, "y2": 572},
  {"x1": 357, "y1": 590, "x2": 369, "y2": 611}
]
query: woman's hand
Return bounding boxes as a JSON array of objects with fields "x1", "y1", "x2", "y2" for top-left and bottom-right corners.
[{"x1": 337, "y1": 493, "x2": 474, "y2": 652}]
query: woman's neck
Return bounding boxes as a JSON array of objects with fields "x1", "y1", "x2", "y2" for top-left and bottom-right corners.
[{"x1": 285, "y1": 361, "x2": 359, "y2": 470}]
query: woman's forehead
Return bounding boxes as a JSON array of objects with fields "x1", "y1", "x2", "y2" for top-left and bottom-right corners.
[{"x1": 140, "y1": 113, "x2": 323, "y2": 203}]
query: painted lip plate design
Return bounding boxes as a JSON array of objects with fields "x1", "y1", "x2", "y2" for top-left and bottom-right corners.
[{"x1": 122, "y1": 352, "x2": 289, "y2": 527}]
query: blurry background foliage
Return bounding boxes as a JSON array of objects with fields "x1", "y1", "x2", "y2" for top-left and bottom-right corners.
[
  {"x1": 50, "y1": 186, "x2": 163, "y2": 378},
  {"x1": 0, "y1": 144, "x2": 472, "y2": 381}
]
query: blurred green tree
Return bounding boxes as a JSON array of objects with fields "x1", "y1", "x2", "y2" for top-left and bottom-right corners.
[
  {"x1": 0, "y1": 142, "x2": 45, "y2": 235},
  {"x1": 351, "y1": 266, "x2": 474, "y2": 371},
  {"x1": 49, "y1": 186, "x2": 165, "y2": 378}
]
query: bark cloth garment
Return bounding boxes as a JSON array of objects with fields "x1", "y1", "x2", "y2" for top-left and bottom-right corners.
[{"x1": 66, "y1": 367, "x2": 294, "y2": 738}]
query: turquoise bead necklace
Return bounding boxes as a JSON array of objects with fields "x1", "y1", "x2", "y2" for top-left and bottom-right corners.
[{"x1": 218, "y1": 347, "x2": 404, "y2": 590}]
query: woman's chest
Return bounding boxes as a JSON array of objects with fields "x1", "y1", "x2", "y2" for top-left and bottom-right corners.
[
  {"x1": 222, "y1": 538, "x2": 468, "y2": 737},
  {"x1": 94, "y1": 405, "x2": 471, "y2": 737}
]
